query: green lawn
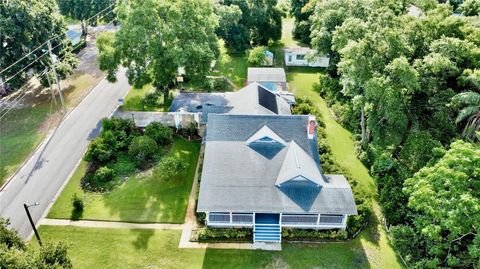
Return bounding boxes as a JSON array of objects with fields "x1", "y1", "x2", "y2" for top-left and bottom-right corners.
[
  {"x1": 47, "y1": 136, "x2": 200, "y2": 223},
  {"x1": 37, "y1": 226, "x2": 372, "y2": 269},
  {"x1": 0, "y1": 105, "x2": 52, "y2": 185},
  {"x1": 212, "y1": 40, "x2": 248, "y2": 88},
  {"x1": 119, "y1": 84, "x2": 171, "y2": 112}
]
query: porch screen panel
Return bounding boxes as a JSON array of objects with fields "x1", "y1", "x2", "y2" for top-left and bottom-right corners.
[
  {"x1": 319, "y1": 214, "x2": 344, "y2": 224},
  {"x1": 282, "y1": 214, "x2": 317, "y2": 224},
  {"x1": 232, "y1": 213, "x2": 253, "y2": 223},
  {"x1": 209, "y1": 213, "x2": 230, "y2": 223}
]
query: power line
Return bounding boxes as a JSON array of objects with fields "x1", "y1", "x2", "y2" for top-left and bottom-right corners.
[{"x1": 0, "y1": 3, "x2": 116, "y2": 76}]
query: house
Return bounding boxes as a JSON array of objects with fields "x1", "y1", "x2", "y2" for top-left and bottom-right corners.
[
  {"x1": 264, "y1": 50, "x2": 274, "y2": 66},
  {"x1": 284, "y1": 47, "x2": 329, "y2": 67},
  {"x1": 196, "y1": 114, "x2": 357, "y2": 243},
  {"x1": 247, "y1": 68, "x2": 294, "y2": 105},
  {"x1": 169, "y1": 82, "x2": 291, "y2": 124}
]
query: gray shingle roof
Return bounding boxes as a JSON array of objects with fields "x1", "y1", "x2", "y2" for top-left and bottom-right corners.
[
  {"x1": 169, "y1": 83, "x2": 291, "y2": 117},
  {"x1": 198, "y1": 114, "x2": 357, "y2": 215},
  {"x1": 247, "y1": 68, "x2": 287, "y2": 83}
]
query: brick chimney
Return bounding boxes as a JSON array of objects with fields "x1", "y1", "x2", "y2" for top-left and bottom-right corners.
[{"x1": 307, "y1": 115, "x2": 316, "y2": 139}]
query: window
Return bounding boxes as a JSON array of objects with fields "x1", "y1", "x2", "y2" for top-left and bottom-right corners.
[
  {"x1": 319, "y1": 214, "x2": 344, "y2": 224},
  {"x1": 296, "y1": 54, "x2": 305, "y2": 60},
  {"x1": 288, "y1": 55, "x2": 292, "y2": 62}
]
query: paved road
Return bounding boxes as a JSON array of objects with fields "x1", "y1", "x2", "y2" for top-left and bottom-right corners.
[{"x1": 0, "y1": 69, "x2": 130, "y2": 239}]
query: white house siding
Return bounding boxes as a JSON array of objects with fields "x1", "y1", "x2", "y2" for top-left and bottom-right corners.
[{"x1": 284, "y1": 52, "x2": 330, "y2": 67}]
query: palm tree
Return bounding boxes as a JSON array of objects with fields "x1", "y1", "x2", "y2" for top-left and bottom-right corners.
[{"x1": 452, "y1": 91, "x2": 480, "y2": 140}]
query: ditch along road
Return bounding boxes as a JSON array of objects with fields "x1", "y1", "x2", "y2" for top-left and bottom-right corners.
[{"x1": 0, "y1": 69, "x2": 130, "y2": 239}]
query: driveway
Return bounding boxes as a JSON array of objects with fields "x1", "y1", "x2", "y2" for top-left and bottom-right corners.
[{"x1": 0, "y1": 69, "x2": 130, "y2": 239}]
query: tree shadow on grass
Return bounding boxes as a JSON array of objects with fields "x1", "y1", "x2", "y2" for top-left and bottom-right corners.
[
  {"x1": 70, "y1": 209, "x2": 83, "y2": 221},
  {"x1": 131, "y1": 228, "x2": 155, "y2": 250}
]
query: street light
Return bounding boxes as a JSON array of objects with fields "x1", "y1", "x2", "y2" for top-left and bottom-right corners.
[{"x1": 23, "y1": 202, "x2": 42, "y2": 246}]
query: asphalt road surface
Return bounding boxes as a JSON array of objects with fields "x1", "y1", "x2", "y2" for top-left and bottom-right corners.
[{"x1": 0, "y1": 69, "x2": 130, "y2": 239}]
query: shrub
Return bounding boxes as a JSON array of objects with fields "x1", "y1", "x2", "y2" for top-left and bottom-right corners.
[
  {"x1": 84, "y1": 137, "x2": 113, "y2": 166},
  {"x1": 213, "y1": 77, "x2": 233, "y2": 92},
  {"x1": 128, "y1": 136, "x2": 158, "y2": 165},
  {"x1": 142, "y1": 92, "x2": 159, "y2": 107},
  {"x1": 194, "y1": 228, "x2": 252, "y2": 242},
  {"x1": 71, "y1": 194, "x2": 84, "y2": 213},
  {"x1": 93, "y1": 166, "x2": 116, "y2": 184},
  {"x1": 144, "y1": 122, "x2": 173, "y2": 145},
  {"x1": 102, "y1": 118, "x2": 139, "y2": 146},
  {"x1": 158, "y1": 155, "x2": 186, "y2": 180},
  {"x1": 247, "y1": 46, "x2": 267, "y2": 66},
  {"x1": 345, "y1": 178, "x2": 372, "y2": 237},
  {"x1": 282, "y1": 229, "x2": 348, "y2": 241},
  {"x1": 177, "y1": 122, "x2": 197, "y2": 138}
]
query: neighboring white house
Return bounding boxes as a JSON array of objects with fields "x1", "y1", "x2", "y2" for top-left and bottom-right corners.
[{"x1": 284, "y1": 47, "x2": 329, "y2": 67}]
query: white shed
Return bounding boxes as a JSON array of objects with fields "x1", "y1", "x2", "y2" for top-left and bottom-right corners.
[{"x1": 284, "y1": 47, "x2": 329, "y2": 67}]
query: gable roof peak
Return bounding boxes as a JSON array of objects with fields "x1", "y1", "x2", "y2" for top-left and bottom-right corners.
[{"x1": 276, "y1": 141, "x2": 324, "y2": 187}]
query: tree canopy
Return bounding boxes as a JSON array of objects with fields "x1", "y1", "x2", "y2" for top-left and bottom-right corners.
[
  {"x1": 97, "y1": 0, "x2": 220, "y2": 97},
  {"x1": 0, "y1": 218, "x2": 72, "y2": 268},
  {"x1": 394, "y1": 140, "x2": 480, "y2": 268},
  {"x1": 57, "y1": 0, "x2": 116, "y2": 36},
  {"x1": 0, "y1": 0, "x2": 77, "y2": 91},
  {"x1": 215, "y1": 0, "x2": 283, "y2": 53}
]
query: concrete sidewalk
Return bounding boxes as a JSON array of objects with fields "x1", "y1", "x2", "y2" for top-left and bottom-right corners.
[{"x1": 41, "y1": 219, "x2": 184, "y2": 230}]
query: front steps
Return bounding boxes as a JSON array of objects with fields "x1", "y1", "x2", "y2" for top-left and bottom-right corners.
[{"x1": 253, "y1": 224, "x2": 281, "y2": 243}]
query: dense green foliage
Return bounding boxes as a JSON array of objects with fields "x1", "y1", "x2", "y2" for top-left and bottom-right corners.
[
  {"x1": 57, "y1": 0, "x2": 115, "y2": 37},
  {"x1": 215, "y1": 0, "x2": 283, "y2": 53},
  {"x1": 247, "y1": 46, "x2": 267, "y2": 66},
  {"x1": 157, "y1": 156, "x2": 186, "y2": 180},
  {"x1": 0, "y1": 218, "x2": 72, "y2": 268},
  {"x1": 97, "y1": 0, "x2": 220, "y2": 97},
  {"x1": 393, "y1": 141, "x2": 480, "y2": 268},
  {"x1": 0, "y1": 0, "x2": 78, "y2": 90},
  {"x1": 290, "y1": 0, "x2": 314, "y2": 44},
  {"x1": 83, "y1": 119, "x2": 179, "y2": 191},
  {"x1": 310, "y1": 1, "x2": 480, "y2": 267},
  {"x1": 144, "y1": 122, "x2": 174, "y2": 146}
]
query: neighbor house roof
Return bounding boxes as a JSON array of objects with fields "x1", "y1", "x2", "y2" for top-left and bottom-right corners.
[
  {"x1": 284, "y1": 47, "x2": 314, "y2": 55},
  {"x1": 197, "y1": 114, "x2": 357, "y2": 214},
  {"x1": 247, "y1": 68, "x2": 286, "y2": 83},
  {"x1": 169, "y1": 83, "x2": 291, "y2": 123}
]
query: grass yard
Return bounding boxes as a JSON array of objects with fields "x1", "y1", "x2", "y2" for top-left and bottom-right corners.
[
  {"x1": 119, "y1": 84, "x2": 171, "y2": 112},
  {"x1": 47, "y1": 136, "x2": 200, "y2": 223},
  {"x1": 212, "y1": 40, "x2": 248, "y2": 88},
  {"x1": 37, "y1": 226, "x2": 372, "y2": 269},
  {"x1": 0, "y1": 105, "x2": 53, "y2": 185}
]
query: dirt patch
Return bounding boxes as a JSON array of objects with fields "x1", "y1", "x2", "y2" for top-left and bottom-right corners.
[{"x1": 262, "y1": 256, "x2": 290, "y2": 269}]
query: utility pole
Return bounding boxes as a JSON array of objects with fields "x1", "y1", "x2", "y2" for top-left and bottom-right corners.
[
  {"x1": 45, "y1": 68, "x2": 58, "y2": 108},
  {"x1": 23, "y1": 202, "x2": 42, "y2": 246},
  {"x1": 47, "y1": 40, "x2": 65, "y2": 114}
]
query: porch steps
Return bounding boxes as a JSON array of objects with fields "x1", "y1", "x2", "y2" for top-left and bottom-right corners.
[{"x1": 254, "y1": 224, "x2": 281, "y2": 243}]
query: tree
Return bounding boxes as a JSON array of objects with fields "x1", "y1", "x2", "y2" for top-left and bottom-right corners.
[
  {"x1": 0, "y1": 0, "x2": 78, "y2": 90},
  {"x1": 247, "y1": 46, "x2": 267, "y2": 66},
  {"x1": 399, "y1": 140, "x2": 480, "y2": 268},
  {"x1": 158, "y1": 156, "x2": 186, "y2": 180},
  {"x1": 57, "y1": 0, "x2": 116, "y2": 38},
  {"x1": 128, "y1": 136, "x2": 158, "y2": 165},
  {"x1": 290, "y1": 0, "x2": 315, "y2": 44},
  {"x1": 216, "y1": 0, "x2": 283, "y2": 53},
  {"x1": 98, "y1": 0, "x2": 220, "y2": 98},
  {"x1": 451, "y1": 91, "x2": 480, "y2": 140},
  {"x1": 144, "y1": 122, "x2": 173, "y2": 146},
  {"x1": 0, "y1": 218, "x2": 72, "y2": 268},
  {"x1": 460, "y1": 0, "x2": 480, "y2": 16}
]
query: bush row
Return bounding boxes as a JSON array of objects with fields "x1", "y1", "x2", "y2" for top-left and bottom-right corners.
[
  {"x1": 192, "y1": 228, "x2": 252, "y2": 242},
  {"x1": 282, "y1": 228, "x2": 348, "y2": 241},
  {"x1": 82, "y1": 118, "x2": 177, "y2": 192}
]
